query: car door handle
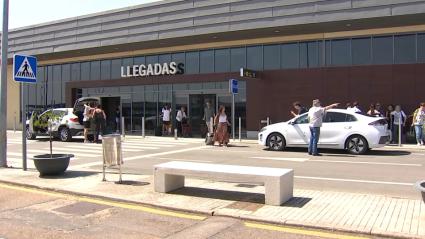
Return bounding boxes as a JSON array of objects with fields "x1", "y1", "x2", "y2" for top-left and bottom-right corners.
[{"x1": 344, "y1": 126, "x2": 352, "y2": 130}]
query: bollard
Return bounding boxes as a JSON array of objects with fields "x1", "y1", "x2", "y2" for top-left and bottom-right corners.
[
  {"x1": 121, "y1": 117, "x2": 125, "y2": 140},
  {"x1": 267, "y1": 117, "x2": 270, "y2": 126},
  {"x1": 142, "y1": 117, "x2": 145, "y2": 138},
  {"x1": 239, "y1": 117, "x2": 242, "y2": 142},
  {"x1": 14, "y1": 114, "x2": 16, "y2": 133},
  {"x1": 174, "y1": 128, "x2": 178, "y2": 140}
]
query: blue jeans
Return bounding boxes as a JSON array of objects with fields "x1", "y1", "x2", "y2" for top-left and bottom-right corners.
[
  {"x1": 309, "y1": 127, "x2": 321, "y2": 155},
  {"x1": 414, "y1": 125, "x2": 424, "y2": 144}
]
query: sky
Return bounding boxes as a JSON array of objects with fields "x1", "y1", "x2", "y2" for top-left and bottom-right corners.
[{"x1": 0, "y1": 0, "x2": 162, "y2": 29}]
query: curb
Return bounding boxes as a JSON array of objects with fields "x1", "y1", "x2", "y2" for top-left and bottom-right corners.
[{"x1": 0, "y1": 178, "x2": 421, "y2": 239}]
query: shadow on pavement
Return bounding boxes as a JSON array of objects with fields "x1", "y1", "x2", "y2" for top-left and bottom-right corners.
[
  {"x1": 263, "y1": 147, "x2": 411, "y2": 157},
  {"x1": 39, "y1": 170, "x2": 98, "y2": 179},
  {"x1": 170, "y1": 187, "x2": 265, "y2": 204},
  {"x1": 115, "y1": 180, "x2": 150, "y2": 186},
  {"x1": 282, "y1": 197, "x2": 312, "y2": 208},
  {"x1": 366, "y1": 150, "x2": 411, "y2": 156}
]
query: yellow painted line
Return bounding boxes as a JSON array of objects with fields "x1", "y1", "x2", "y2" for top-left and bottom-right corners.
[
  {"x1": 0, "y1": 182, "x2": 206, "y2": 221},
  {"x1": 244, "y1": 222, "x2": 370, "y2": 239}
]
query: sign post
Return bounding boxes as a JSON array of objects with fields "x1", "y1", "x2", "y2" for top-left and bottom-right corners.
[
  {"x1": 0, "y1": 0, "x2": 9, "y2": 168},
  {"x1": 13, "y1": 54, "x2": 37, "y2": 171},
  {"x1": 229, "y1": 79, "x2": 238, "y2": 141}
]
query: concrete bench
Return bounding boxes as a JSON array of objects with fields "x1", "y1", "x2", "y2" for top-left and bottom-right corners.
[{"x1": 153, "y1": 161, "x2": 294, "y2": 206}]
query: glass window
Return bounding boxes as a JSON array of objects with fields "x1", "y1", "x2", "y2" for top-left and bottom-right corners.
[
  {"x1": 70, "y1": 63, "x2": 80, "y2": 81},
  {"x1": 323, "y1": 112, "x2": 347, "y2": 123},
  {"x1": 319, "y1": 41, "x2": 325, "y2": 66},
  {"x1": 394, "y1": 34, "x2": 416, "y2": 64},
  {"x1": 346, "y1": 114, "x2": 357, "y2": 122},
  {"x1": 247, "y1": 46, "x2": 263, "y2": 71},
  {"x1": 172, "y1": 53, "x2": 185, "y2": 65},
  {"x1": 159, "y1": 54, "x2": 171, "y2": 64},
  {"x1": 80, "y1": 62, "x2": 90, "y2": 81},
  {"x1": 331, "y1": 39, "x2": 351, "y2": 66},
  {"x1": 419, "y1": 33, "x2": 425, "y2": 63},
  {"x1": 231, "y1": 47, "x2": 246, "y2": 72},
  {"x1": 53, "y1": 65, "x2": 62, "y2": 107},
  {"x1": 146, "y1": 55, "x2": 158, "y2": 65},
  {"x1": 61, "y1": 64, "x2": 70, "y2": 83},
  {"x1": 325, "y1": 40, "x2": 331, "y2": 66},
  {"x1": 200, "y1": 50, "x2": 214, "y2": 73},
  {"x1": 36, "y1": 67, "x2": 45, "y2": 108},
  {"x1": 294, "y1": 113, "x2": 308, "y2": 124},
  {"x1": 264, "y1": 45, "x2": 280, "y2": 70},
  {"x1": 281, "y1": 43, "x2": 299, "y2": 69},
  {"x1": 372, "y1": 36, "x2": 393, "y2": 64},
  {"x1": 100, "y1": 60, "x2": 111, "y2": 80},
  {"x1": 144, "y1": 85, "x2": 158, "y2": 133},
  {"x1": 90, "y1": 61, "x2": 100, "y2": 81},
  {"x1": 132, "y1": 86, "x2": 144, "y2": 131},
  {"x1": 214, "y1": 49, "x2": 230, "y2": 73},
  {"x1": 111, "y1": 59, "x2": 122, "y2": 80},
  {"x1": 300, "y1": 41, "x2": 319, "y2": 68},
  {"x1": 352, "y1": 38, "x2": 371, "y2": 65},
  {"x1": 134, "y1": 56, "x2": 145, "y2": 65},
  {"x1": 185, "y1": 51, "x2": 199, "y2": 74}
]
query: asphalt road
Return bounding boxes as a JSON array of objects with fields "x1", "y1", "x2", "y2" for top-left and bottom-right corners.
[
  {"x1": 0, "y1": 184, "x2": 372, "y2": 239},
  {"x1": 6, "y1": 131, "x2": 425, "y2": 199}
]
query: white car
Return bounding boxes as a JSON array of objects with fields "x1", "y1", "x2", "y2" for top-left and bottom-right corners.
[
  {"x1": 26, "y1": 108, "x2": 84, "y2": 142},
  {"x1": 258, "y1": 109, "x2": 390, "y2": 155}
]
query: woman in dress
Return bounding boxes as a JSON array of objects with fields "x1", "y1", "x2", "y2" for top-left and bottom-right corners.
[{"x1": 214, "y1": 105, "x2": 230, "y2": 147}]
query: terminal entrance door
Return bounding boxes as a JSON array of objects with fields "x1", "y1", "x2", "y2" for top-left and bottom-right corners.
[
  {"x1": 101, "y1": 97, "x2": 121, "y2": 134},
  {"x1": 189, "y1": 94, "x2": 216, "y2": 137}
]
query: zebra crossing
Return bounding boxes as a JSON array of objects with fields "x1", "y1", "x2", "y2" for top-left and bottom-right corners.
[{"x1": 6, "y1": 137, "x2": 200, "y2": 169}]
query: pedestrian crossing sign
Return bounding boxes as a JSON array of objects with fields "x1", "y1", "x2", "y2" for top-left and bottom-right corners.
[{"x1": 13, "y1": 54, "x2": 37, "y2": 83}]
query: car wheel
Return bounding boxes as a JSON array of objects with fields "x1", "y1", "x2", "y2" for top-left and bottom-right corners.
[
  {"x1": 26, "y1": 126, "x2": 36, "y2": 140},
  {"x1": 59, "y1": 127, "x2": 72, "y2": 142},
  {"x1": 346, "y1": 135, "x2": 369, "y2": 155},
  {"x1": 267, "y1": 133, "x2": 286, "y2": 151}
]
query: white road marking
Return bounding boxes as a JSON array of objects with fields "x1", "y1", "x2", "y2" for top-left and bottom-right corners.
[
  {"x1": 7, "y1": 152, "x2": 35, "y2": 157},
  {"x1": 27, "y1": 149, "x2": 99, "y2": 158},
  {"x1": 61, "y1": 145, "x2": 145, "y2": 152},
  {"x1": 250, "y1": 156, "x2": 309, "y2": 162},
  {"x1": 295, "y1": 176, "x2": 414, "y2": 186},
  {"x1": 310, "y1": 159, "x2": 422, "y2": 167},
  {"x1": 71, "y1": 145, "x2": 207, "y2": 169},
  {"x1": 124, "y1": 141, "x2": 189, "y2": 146},
  {"x1": 157, "y1": 157, "x2": 213, "y2": 163}
]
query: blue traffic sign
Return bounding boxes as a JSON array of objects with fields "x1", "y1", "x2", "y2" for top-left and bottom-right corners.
[
  {"x1": 13, "y1": 54, "x2": 37, "y2": 83},
  {"x1": 229, "y1": 79, "x2": 238, "y2": 94}
]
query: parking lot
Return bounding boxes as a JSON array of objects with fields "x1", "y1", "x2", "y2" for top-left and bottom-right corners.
[{"x1": 6, "y1": 131, "x2": 424, "y2": 200}]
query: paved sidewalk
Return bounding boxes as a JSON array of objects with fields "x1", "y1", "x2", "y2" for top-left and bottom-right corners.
[{"x1": 0, "y1": 167, "x2": 423, "y2": 239}]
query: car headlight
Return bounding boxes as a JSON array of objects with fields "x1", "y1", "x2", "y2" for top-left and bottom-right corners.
[{"x1": 260, "y1": 127, "x2": 267, "y2": 132}]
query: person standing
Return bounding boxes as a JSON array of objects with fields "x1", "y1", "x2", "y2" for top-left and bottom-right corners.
[
  {"x1": 412, "y1": 103, "x2": 425, "y2": 146},
  {"x1": 367, "y1": 104, "x2": 380, "y2": 117},
  {"x1": 203, "y1": 101, "x2": 215, "y2": 134},
  {"x1": 83, "y1": 103, "x2": 92, "y2": 143},
  {"x1": 308, "y1": 99, "x2": 339, "y2": 156},
  {"x1": 385, "y1": 104, "x2": 395, "y2": 141},
  {"x1": 93, "y1": 105, "x2": 106, "y2": 144},
  {"x1": 214, "y1": 105, "x2": 230, "y2": 147},
  {"x1": 161, "y1": 105, "x2": 171, "y2": 136},
  {"x1": 375, "y1": 103, "x2": 384, "y2": 117},
  {"x1": 290, "y1": 101, "x2": 307, "y2": 117},
  {"x1": 391, "y1": 105, "x2": 406, "y2": 144},
  {"x1": 115, "y1": 107, "x2": 120, "y2": 133},
  {"x1": 176, "y1": 106, "x2": 187, "y2": 136},
  {"x1": 349, "y1": 101, "x2": 362, "y2": 113}
]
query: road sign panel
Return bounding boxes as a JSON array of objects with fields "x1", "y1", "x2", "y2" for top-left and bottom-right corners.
[
  {"x1": 13, "y1": 54, "x2": 37, "y2": 83},
  {"x1": 229, "y1": 79, "x2": 238, "y2": 94}
]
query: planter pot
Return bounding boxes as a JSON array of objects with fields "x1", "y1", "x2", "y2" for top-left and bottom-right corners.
[
  {"x1": 416, "y1": 180, "x2": 425, "y2": 203},
  {"x1": 33, "y1": 154, "x2": 73, "y2": 176}
]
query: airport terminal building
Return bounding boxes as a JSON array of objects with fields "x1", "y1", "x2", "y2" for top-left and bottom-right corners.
[{"x1": 4, "y1": 0, "x2": 425, "y2": 137}]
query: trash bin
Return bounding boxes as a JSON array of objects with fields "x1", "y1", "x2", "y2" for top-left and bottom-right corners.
[
  {"x1": 102, "y1": 134, "x2": 123, "y2": 167},
  {"x1": 102, "y1": 134, "x2": 123, "y2": 182}
]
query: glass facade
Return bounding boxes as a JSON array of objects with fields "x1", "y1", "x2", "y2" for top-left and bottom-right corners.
[{"x1": 22, "y1": 32, "x2": 425, "y2": 132}]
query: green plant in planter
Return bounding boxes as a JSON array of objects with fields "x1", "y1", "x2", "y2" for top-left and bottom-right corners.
[{"x1": 32, "y1": 111, "x2": 63, "y2": 133}]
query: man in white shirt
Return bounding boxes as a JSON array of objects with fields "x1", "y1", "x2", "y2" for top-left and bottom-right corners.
[
  {"x1": 83, "y1": 103, "x2": 92, "y2": 143},
  {"x1": 308, "y1": 99, "x2": 339, "y2": 156},
  {"x1": 161, "y1": 105, "x2": 171, "y2": 136},
  {"x1": 176, "y1": 106, "x2": 187, "y2": 136}
]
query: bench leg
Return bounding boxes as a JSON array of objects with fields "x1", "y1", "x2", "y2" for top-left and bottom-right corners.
[
  {"x1": 264, "y1": 172, "x2": 294, "y2": 206},
  {"x1": 154, "y1": 172, "x2": 185, "y2": 193}
]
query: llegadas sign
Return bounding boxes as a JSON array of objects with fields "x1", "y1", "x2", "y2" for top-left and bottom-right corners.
[{"x1": 121, "y1": 62, "x2": 184, "y2": 78}]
